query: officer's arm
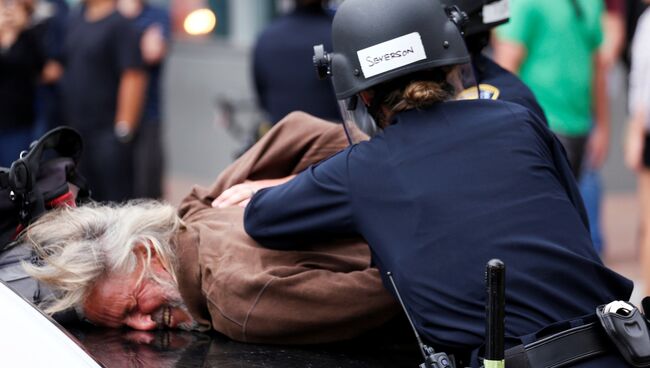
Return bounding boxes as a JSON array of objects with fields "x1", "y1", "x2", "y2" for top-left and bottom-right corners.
[{"x1": 244, "y1": 149, "x2": 355, "y2": 249}]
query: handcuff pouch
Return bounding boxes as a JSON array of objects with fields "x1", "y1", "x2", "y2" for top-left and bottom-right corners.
[{"x1": 596, "y1": 302, "x2": 650, "y2": 367}]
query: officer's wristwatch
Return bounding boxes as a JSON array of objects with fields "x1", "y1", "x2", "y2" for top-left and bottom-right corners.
[{"x1": 114, "y1": 121, "x2": 134, "y2": 143}]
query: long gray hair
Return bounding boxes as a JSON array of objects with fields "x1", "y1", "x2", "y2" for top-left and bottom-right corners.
[{"x1": 20, "y1": 200, "x2": 182, "y2": 316}]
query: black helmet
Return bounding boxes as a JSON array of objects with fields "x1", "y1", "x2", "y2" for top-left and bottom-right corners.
[
  {"x1": 314, "y1": 0, "x2": 470, "y2": 99},
  {"x1": 440, "y1": 0, "x2": 509, "y2": 36}
]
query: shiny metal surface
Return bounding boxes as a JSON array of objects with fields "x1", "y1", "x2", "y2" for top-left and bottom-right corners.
[{"x1": 68, "y1": 325, "x2": 421, "y2": 368}]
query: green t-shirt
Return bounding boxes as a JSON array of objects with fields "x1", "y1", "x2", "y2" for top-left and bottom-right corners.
[{"x1": 496, "y1": 0, "x2": 603, "y2": 136}]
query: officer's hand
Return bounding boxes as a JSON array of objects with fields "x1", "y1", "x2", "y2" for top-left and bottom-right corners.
[
  {"x1": 212, "y1": 176, "x2": 296, "y2": 208},
  {"x1": 587, "y1": 124, "x2": 609, "y2": 169}
]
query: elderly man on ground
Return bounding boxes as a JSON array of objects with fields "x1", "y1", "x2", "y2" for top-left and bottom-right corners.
[{"x1": 22, "y1": 112, "x2": 398, "y2": 344}]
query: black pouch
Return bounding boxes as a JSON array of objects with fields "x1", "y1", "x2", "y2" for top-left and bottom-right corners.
[
  {"x1": 0, "y1": 127, "x2": 89, "y2": 324},
  {"x1": 0, "y1": 126, "x2": 89, "y2": 248},
  {"x1": 596, "y1": 301, "x2": 650, "y2": 367}
]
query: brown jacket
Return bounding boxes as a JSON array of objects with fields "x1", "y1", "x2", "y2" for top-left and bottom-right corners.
[{"x1": 174, "y1": 112, "x2": 398, "y2": 344}]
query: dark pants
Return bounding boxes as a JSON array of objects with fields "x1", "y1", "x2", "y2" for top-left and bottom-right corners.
[
  {"x1": 133, "y1": 122, "x2": 164, "y2": 199},
  {"x1": 555, "y1": 133, "x2": 588, "y2": 180},
  {"x1": 78, "y1": 131, "x2": 134, "y2": 202}
]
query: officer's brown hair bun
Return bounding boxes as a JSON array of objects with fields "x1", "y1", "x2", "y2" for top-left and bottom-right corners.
[
  {"x1": 379, "y1": 66, "x2": 459, "y2": 114},
  {"x1": 400, "y1": 80, "x2": 451, "y2": 109}
]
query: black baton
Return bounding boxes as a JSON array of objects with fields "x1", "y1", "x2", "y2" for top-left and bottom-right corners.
[{"x1": 485, "y1": 259, "x2": 506, "y2": 368}]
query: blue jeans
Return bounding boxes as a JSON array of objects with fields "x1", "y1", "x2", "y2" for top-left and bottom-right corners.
[{"x1": 579, "y1": 169, "x2": 604, "y2": 254}]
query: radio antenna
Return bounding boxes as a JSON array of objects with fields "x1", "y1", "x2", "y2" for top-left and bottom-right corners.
[{"x1": 386, "y1": 271, "x2": 429, "y2": 361}]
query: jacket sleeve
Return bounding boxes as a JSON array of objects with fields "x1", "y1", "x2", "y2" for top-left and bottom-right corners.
[
  {"x1": 178, "y1": 112, "x2": 348, "y2": 220},
  {"x1": 244, "y1": 149, "x2": 356, "y2": 250}
]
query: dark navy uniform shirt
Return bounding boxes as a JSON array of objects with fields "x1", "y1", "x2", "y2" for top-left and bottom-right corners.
[
  {"x1": 62, "y1": 10, "x2": 142, "y2": 135},
  {"x1": 472, "y1": 53, "x2": 548, "y2": 125},
  {"x1": 253, "y1": 6, "x2": 341, "y2": 124},
  {"x1": 245, "y1": 100, "x2": 632, "y2": 354}
]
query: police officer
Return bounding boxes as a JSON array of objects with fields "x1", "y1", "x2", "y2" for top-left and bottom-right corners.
[
  {"x1": 244, "y1": 0, "x2": 633, "y2": 366},
  {"x1": 252, "y1": 0, "x2": 341, "y2": 125},
  {"x1": 445, "y1": 0, "x2": 547, "y2": 124}
]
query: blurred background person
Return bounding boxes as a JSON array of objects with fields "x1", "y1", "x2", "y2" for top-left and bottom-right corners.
[
  {"x1": 495, "y1": 0, "x2": 608, "y2": 181},
  {"x1": 31, "y1": 0, "x2": 69, "y2": 135},
  {"x1": 0, "y1": 0, "x2": 44, "y2": 167},
  {"x1": 494, "y1": 0, "x2": 609, "y2": 254},
  {"x1": 252, "y1": 0, "x2": 340, "y2": 127},
  {"x1": 624, "y1": 0, "x2": 650, "y2": 296},
  {"x1": 60, "y1": 0, "x2": 146, "y2": 202},
  {"x1": 577, "y1": 0, "x2": 627, "y2": 255},
  {"x1": 118, "y1": 0, "x2": 170, "y2": 199}
]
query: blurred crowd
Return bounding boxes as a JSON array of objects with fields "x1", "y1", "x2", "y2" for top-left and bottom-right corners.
[{"x1": 0, "y1": 0, "x2": 169, "y2": 202}]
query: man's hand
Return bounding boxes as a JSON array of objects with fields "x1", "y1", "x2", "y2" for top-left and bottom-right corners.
[
  {"x1": 212, "y1": 176, "x2": 296, "y2": 208},
  {"x1": 41, "y1": 60, "x2": 64, "y2": 84},
  {"x1": 587, "y1": 123, "x2": 609, "y2": 169}
]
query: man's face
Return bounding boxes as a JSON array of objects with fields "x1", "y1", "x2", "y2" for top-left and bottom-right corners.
[{"x1": 83, "y1": 249, "x2": 196, "y2": 331}]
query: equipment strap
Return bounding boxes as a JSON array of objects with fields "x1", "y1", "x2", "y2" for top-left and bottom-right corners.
[{"x1": 505, "y1": 322, "x2": 611, "y2": 368}]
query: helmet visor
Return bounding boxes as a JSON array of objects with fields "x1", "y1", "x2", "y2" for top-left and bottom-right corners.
[{"x1": 338, "y1": 96, "x2": 376, "y2": 145}]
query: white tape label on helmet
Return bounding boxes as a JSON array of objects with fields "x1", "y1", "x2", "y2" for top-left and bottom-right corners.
[
  {"x1": 483, "y1": 0, "x2": 509, "y2": 24},
  {"x1": 357, "y1": 32, "x2": 427, "y2": 79}
]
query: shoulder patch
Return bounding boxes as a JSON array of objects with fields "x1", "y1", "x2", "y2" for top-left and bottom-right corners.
[{"x1": 457, "y1": 84, "x2": 501, "y2": 101}]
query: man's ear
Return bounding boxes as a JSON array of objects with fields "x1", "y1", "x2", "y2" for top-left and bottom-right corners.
[
  {"x1": 133, "y1": 243, "x2": 150, "y2": 263},
  {"x1": 133, "y1": 242, "x2": 165, "y2": 272}
]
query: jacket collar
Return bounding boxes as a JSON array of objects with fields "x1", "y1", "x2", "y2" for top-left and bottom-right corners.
[{"x1": 173, "y1": 227, "x2": 211, "y2": 332}]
